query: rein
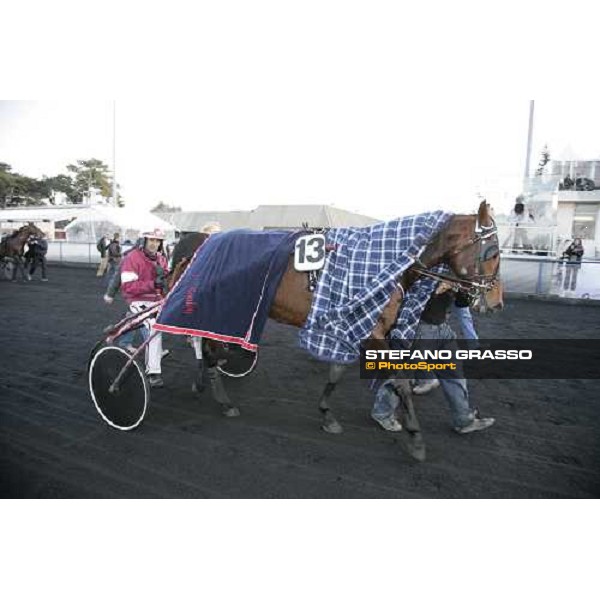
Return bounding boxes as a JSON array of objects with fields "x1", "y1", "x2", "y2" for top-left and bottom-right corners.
[{"x1": 410, "y1": 221, "x2": 500, "y2": 300}]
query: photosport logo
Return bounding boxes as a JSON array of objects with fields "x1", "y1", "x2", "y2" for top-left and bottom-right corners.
[{"x1": 359, "y1": 339, "x2": 600, "y2": 380}]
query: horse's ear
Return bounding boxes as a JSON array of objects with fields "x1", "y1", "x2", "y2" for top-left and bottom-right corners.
[{"x1": 478, "y1": 200, "x2": 493, "y2": 229}]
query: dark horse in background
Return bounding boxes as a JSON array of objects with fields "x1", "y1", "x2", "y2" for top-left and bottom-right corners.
[
  {"x1": 0, "y1": 223, "x2": 44, "y2": 281},
  {"x1": 165, "y1": 202, "x2": 503, "y2": 460}
]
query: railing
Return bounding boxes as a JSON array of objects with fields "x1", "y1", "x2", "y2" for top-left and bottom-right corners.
[
  {"x1": 44, "y1": 242, "x2": 600, "y2": 300},
  {"x1": 501, "y1": 256, "x2": 600, "y2": 299},
  {"x1": 46, "y1": 241, "x2": 98, "y2": 265},
  {"x1": 496, "y1": 224, "x2": 558, "y2": 256}
]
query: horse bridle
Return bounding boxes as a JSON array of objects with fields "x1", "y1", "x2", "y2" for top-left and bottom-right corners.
[{"x1": 410, "y1": 220, "x2": 500, "y2": 305}]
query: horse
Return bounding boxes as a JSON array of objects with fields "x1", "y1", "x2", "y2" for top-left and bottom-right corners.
[
  {"x1": 0, "y1": 223, "x2": 45, "y2": 281},
  {"x1": 163, "y1": 202, "x2": 502, "y2": 459}
]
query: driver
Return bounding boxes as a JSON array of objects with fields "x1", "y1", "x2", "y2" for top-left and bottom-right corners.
[{"x1": 120, "y1": 228, "x2": 170, "y2": 388}]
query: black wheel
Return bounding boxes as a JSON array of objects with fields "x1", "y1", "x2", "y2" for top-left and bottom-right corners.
[
  {"x1": 87, "y1": 339, "x2": 106, "y2": 374},
  {"x1": 88, "y1": 345, "x2": 149, "y2": 430},
  {"x1": 0, "y1": 258, "x2": 14, "y2": 281}
]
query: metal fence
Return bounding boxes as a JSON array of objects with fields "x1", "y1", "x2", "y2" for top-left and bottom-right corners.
[
  {"x1": 44, "y1": 241, "x2": 600, "y2": 300},
  {"x1": 47, "y1": 241, "x2": 98, "y2": 265},
  {"x1": 501, "y1": 256, "x2": 600, "y2": 299},
  {"x1": 496, "y1": 224, "x2": 557, "y2": 256}
]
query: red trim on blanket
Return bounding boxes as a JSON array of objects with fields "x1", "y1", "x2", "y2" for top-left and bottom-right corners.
[{"x1": 152, "y1": 323, "x2": 258, "y2": 352}]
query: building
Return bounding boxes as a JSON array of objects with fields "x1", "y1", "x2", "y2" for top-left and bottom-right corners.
[
  {"x1": 0, "y1": 205, "x2": 86, "y2": 239},
  {"x1": 552, "y1": 159, "x2": 600, "y2": 258},
  {"x1": 156, "y1": 204, "x2": 379, "y2": 234},
  {"x1": 0, "y1": 204, "x2": 173, "y2": 242}
]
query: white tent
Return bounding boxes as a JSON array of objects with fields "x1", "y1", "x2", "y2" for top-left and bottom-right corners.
[{"x1": 64, "y1": 205, "x2": 175, "y2": 243}]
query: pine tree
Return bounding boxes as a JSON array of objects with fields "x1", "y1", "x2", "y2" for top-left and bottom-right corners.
[{"x1": 535, "y1": 145, "x2": 551, "y2": 176}]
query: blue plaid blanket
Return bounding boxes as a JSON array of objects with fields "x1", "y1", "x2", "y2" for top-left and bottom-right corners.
[
  {"x1": 155, "y1": 229, "x2": 300, "y2": 350},
  {"x1": 298, "y1": 211, "x2": 453, "y2": 363}
]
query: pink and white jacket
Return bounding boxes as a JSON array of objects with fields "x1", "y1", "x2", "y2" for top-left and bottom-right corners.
[{"x1": 120, "y1": 248, "x2": 169, "y2": 304}]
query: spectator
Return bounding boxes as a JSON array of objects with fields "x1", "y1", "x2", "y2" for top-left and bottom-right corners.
[
  {"x1": 563, "y1": 175, "x2": 574, "y2": 190},
  {"x1": 96, "y1": 235, "x2": 109, "y2": 277},
  {"x1": 563, "y1": 238, "x2": 584, "y2": 292},
  {"x1": 106, "y1": 233, "x2": 122, "y2": 280},
  {"x1": 503, "y1": 197, "x2": 534, "y2": 251},
  {"x1": 29, "y1": 233, "x2": 49, "y2": 281},
  {"x1": 23, "y1": 235, "x2": 36, "y2": 272}
]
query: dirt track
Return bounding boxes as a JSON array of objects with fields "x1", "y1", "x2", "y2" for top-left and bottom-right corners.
[{"x1": 1, "y1": 266, "x2": 599, "y2": 498}]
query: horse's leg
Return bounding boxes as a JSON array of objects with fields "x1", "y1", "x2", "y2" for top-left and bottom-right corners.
[
  {"x1": 203, "y1": 341, "x2": 240, "y2": 417},
  {"x1": 11, "y1": 256, "x2": 27, "y2": 281},
  {"x1": 190, "y1": 336, "x2": 205, "y2": 394},
  {"x1": 318, "y1": 363, "x2": 346, "y2": 434},
  {"x1": 390, "y1": 378, "x2": 426, "y2": 462}
]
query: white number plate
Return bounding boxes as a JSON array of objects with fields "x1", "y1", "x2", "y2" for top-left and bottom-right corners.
[{"x1": 294, "y1": 234, "x2": 326, "y2": 271}]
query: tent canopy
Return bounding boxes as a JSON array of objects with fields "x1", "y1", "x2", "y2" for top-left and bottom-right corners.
[{"x1": 64, "y1": 206, "x2": 175, "y2": 242}]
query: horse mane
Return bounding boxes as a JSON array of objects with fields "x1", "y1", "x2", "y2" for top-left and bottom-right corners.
[
  {"x1": 167, "y1": 231, "x2": 211, "y2": 289},
  {"x1": 8, "y1": 224, "x2": 39, "y2": 238},
  {"x1": 8, "y1": 227, "x2": 25, "y2": 238},
  {"x1": 171, "y1": 231, "x2": 210, "y2": 267}
]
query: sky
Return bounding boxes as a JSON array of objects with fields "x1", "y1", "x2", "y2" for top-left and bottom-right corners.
[
  {"x1": 1, "y1": 99, "x2": 598, "y2": 222},
  {"x1": 1, "y1": 3, "x2": 599, "y2": 222}
]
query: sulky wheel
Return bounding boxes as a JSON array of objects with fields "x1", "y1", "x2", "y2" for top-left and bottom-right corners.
[
  {"x1": 88, "y1": 345, "x2": 149, "y2": 430},
  {"x1": 215, "y1": 344, "x2": 259, "y2": 378}
]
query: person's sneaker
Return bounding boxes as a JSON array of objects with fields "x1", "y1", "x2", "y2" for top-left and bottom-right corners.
[
  {"x1": 123, "y1": 344, "x2": 137, "y2": 354},
  {"x1": 41, "y1": 278, "x2": 48, "y2": 282},
  {"x1": 26, "y1": 275, "x2": 31, "y2": 281},
  {"x1": 412, "y1": 379, "x2": 440, "y2": 395},
  {"x1": 372, "y1": 414, "x2": 403, "y2": 432},
  {"x1": 147, "y1": 374, "x2": 164, "y2": 388},
  {"x1": 455, "y1": 416, "x2": 495, "y2": 434},
  {"x1": 161, "y1": 349, "x2": 170, "y2": 359}
]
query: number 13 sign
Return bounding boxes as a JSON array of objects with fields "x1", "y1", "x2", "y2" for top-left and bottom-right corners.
[{"x1": 294, "y1": 234, "x2": 326, "y2": 271}]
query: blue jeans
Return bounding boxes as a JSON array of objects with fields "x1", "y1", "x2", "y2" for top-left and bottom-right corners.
[
  {"x1": 452, "y1": 305, "x2": 478, "y2": 343},
  {"x1": 372, "y1": 322, "x2": 474, "y2": 428},
  {"x1": 116, "y1": 314, "x2": 148, "y2": 348},
  {"x1": 416, "y1": 306, "x2": 478, "y2": 385}
]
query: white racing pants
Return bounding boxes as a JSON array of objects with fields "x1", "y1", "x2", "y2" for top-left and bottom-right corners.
[
  {"x1": 129, "y1": 301, "x2": 163, "y2": 375},
  {"x1": 191, "y1": 336, "x2": 203, "y2": 360}
]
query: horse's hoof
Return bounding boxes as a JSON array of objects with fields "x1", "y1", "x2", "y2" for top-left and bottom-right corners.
[
  {"x1": 322, "y1": 421, "x2": 343, "y2": 434},
  {"x1": 223, "y1": 407, "x2": 240, "y2": 418},
  {"x1": 192, "y1": 382, "x2": 206, "y2": 394},
  {"x1": 410, "y1": 445, "x2": 427, "y2": 462},
  {"x1": 405, "y1": 436, "x2": 427, "y2": 462}
]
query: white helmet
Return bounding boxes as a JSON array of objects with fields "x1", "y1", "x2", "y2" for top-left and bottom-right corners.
[{"x1": 140, "y1": 228, "x2": 166, "y2": 240}]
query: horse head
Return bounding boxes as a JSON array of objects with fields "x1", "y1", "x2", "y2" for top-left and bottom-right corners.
[
  {"x1": 445, "y1": 200, "x2": 503, "y2": 313},
  {"x1": 415, "y1": 201, "x2": 503, "y2": 313},
  {"x1": 24, "y1": 223, "x2": 45, "y2": 238}
]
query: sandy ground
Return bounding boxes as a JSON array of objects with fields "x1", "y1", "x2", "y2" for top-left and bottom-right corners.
[{"x1": 1, "y1": 266, "x2": 599, "y2": 498}]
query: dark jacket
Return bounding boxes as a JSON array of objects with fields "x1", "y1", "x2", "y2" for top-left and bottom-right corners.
[
  {"x1": 32, "y1": 238, "x2": 48, "y2": 257},
  {"x1": 564, "y1": 242, "x2": 584, "y2": 266},
  {"x1": 421, "y1": 290, "x2": 471, "y2": 325},
  {"x1": 107, "y1": 239, "x2": 122, "y2": 262},
  {"x1": 97, "y1": 238, "x2": 108, "y2": 257}
]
